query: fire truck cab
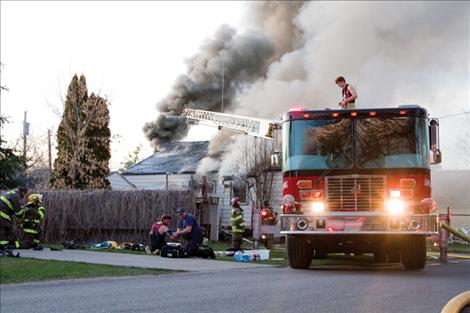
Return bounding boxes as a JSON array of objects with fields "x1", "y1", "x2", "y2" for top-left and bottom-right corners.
[{"x1": 279, "y1": 105, "x2": 440, "y2": 269}]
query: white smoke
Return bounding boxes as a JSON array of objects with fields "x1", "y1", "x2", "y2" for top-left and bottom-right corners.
[
  {"x1": 149, "y1": 1, "x2": 469, "y2": 173},
  {"x1": 222, "y1": 1, "x2": 470, "y2": 173}
]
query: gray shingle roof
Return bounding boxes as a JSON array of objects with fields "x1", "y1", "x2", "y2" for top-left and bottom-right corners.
[{"x1": 123, "y1": 141, "x2": 209, "y2": 175}]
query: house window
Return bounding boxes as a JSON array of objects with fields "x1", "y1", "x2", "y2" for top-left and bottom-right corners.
[{"x1": 233, "y1": 182, "x2": 247, "y2": 204}]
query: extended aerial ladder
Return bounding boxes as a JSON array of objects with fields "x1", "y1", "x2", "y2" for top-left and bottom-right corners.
[
  {"x1": 182, "y1": 108, "x2": 282, "y2": 247},
  {"x1": 182, "y1": 109, "x2": 281, "y2": 140}
]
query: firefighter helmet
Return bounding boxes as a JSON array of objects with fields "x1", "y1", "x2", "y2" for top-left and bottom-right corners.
[
  {"x1": 420, "y1": 198, "x2": 438, "y2": 213},
  {"x1": 27, "y1": 193, "x2": 43, "y2": 205},
  {"x1": 231, "y1": 197, "x2": 240, "y2": 206},
  {"x1": 282, "y1": 194, "x2": 295, "y2": 207}
]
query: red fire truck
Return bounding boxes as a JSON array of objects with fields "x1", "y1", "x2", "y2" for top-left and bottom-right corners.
[
  {"x1": 183, "y1": 105, "x2": 441, "y2": 270},
  {"x1": 279, "y1": 106, "x2": 440, "y2": 269}
]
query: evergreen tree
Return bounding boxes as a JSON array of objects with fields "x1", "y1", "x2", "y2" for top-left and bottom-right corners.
[
  {"x1": 50, "y1": 74, "x2": 111, "y2": 189},
  {"x1": 0, "y1": 116, "x2": 26, "y2": 189}
]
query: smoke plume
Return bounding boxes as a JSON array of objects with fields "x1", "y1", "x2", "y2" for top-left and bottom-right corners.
[
  {"x1": 147, "y1": 1, "x2": 470, "y2": 172},
  {"x1": 144, "y1": 2, "x2": 305, "y2": 148}
]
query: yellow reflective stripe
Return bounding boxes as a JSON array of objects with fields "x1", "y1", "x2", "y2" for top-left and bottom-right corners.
[
  {"x1": 15, "y1": 209, "x2": 24, "y2": 216},
  {"x1": 24, "y1": 219, "x2": 40, "y2": 223},
  {"x1": 0, "y1": 240, "x2": 9, "y2": 245},
  {"x1": 15, "y1": 241, "x2": 20, "y2": 248},
  {"x1": 231, "y1": 215, "x2": 243, "y2": 221},
  {"x1": 0, "y1": 211, "x2": 12, "y2": 221},
  {"x1": 23, "y1": 228, "x2": 39, "y2": 234},
  {"x1": 33, "y1": 239, "x2": 40, "y2": 244},
  {"x1": 38, "y1": 207, "x2": 45, "y2": 219},
  {"x1": 0, "y1": 196, "x2": 13, "y2": 211},
  {"x1": 232, "y1": 229, "x2": 244, "y2": 233}
]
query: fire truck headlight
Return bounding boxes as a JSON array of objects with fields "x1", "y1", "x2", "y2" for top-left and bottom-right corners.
[
  {"x1": 386, "y1": 199, "x2": 405, "y2": 214},
  {"x1": 311, "y1": 202, "x2": 325, "y2": 213}
]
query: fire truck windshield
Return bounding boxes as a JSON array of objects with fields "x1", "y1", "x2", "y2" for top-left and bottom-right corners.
[
  {"x1": 355, "y1": 116, "x2": 429, "y2": 169},
  {"x1": 284, "y1": 119, "x2": 354, "y2": 170},
  {"x1": 283, "y1": 116, "x2": 429, "y2": 171}
]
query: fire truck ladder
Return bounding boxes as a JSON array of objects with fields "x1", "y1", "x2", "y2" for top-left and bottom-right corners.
[{"x1": 182, "y1": 109, "x2": 281, "y2": 140}]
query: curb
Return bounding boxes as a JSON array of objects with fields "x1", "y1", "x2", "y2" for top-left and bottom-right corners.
[
  {"x1": 428, "y1": 252, "x2": 470, "y2": 260},
  {"x1": 441, "y1": 291, "x2": 470, "y2": 313}
]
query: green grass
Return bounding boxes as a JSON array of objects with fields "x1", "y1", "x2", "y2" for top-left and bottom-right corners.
[
  {"x1": 445, "y1": 243, "x2": 470, "y2": 254},
  {"x1": 43, "y1": 243, "x2": 146, "y2": 255},
  {"x1": 0, "y1": 257, "x2": 173, "y2": 284}
]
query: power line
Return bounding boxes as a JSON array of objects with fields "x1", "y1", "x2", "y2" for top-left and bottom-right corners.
[{"x1": 437, "y1": 111, "x2": 470, "y2": 119}]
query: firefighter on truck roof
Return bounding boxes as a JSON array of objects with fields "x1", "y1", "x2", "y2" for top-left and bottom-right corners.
[{"x1": 335, "y1": 76, "x2": 358, "y2": 109}]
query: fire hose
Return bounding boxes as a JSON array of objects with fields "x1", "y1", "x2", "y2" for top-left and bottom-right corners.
[
  {"x1": 441, "y1": 224, "x2": 470, "y2": 244},
  {"x1": 441, "y1": 291, "x2": 470, "y2": 313}
]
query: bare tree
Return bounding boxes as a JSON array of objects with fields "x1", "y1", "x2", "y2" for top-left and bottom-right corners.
[{"x1": 232, "y1": 136, "x2": 275, "y2": 211}]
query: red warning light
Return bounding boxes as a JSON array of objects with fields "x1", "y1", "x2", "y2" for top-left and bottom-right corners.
[
  {"x1": 369, "y1": 111, "x2": 377, "y2": 116},
  {"x1": 399, "y1": 110, "x2": 407, "y2": 115},
  {"x1": 261, "y1": 210, "x2": 268, "y2": 217},
  {"x1": 351, "y1": 112, "x2": 358, "y2": 117},
  {"x1": 332, "y1": 112, "x2": 340, "y2": 117},
  {"x1": 303, "y1": 114, "x2": 311, "y2": 119}
]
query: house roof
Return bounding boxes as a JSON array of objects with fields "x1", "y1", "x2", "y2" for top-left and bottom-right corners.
[{"x1": 122, "y1": 141, "x2": 209, "y2": 175}]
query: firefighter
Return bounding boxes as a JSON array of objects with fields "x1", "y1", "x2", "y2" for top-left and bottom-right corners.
[
  {"x1": 0, "y1": 187, "x2": 28, "y2": 250},
  {"x1": 230, "y1": 197, "x2": 245, "y2": 251},
  {"x1": 19, "y1": 194, "x2": 45, "y2": 249},
  {"x1": 261, "y1": 200, "x2": 277, "y2": 225},
  {"x1": 335, "y1": 76, "x2": 357, "y2": 109}
]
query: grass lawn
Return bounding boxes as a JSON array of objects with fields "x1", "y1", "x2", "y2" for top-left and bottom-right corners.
[
  {"x1": 446, "y1": 243, "x2": 470, "y2": 254},
  {"x1": 0, "y1": 257, "x2": 173, "y2": 284}
]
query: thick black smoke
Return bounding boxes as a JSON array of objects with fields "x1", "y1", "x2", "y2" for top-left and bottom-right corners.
[{"x1": 144, "y1": 2, "x2": 305, "y2": 148}]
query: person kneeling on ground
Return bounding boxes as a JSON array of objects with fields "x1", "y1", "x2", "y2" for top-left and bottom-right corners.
[
  {"x1": 173, "y1": 208, "x2": 202, "y2": 256},
  {"x1": 147, "y1": 215, "x2": 173, "y2": 254}
]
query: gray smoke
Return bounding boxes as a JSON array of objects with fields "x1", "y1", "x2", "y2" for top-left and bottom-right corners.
[
  {"x1": 219, "y1": 1, "x2": 470, "y2": 174},
  {"x1": 143, "y1": 25, "x2": 274, "y2": 147},
  {"x1": 147, "y1": 1, "x2": 469, "y2": 173},
  {"x1": 144, "y1": 2, "x2": 305, "y2": 148}
]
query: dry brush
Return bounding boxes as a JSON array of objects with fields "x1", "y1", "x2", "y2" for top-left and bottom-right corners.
[{"x1": 40, "y1": 189, "x2": 194, "y2": 243}]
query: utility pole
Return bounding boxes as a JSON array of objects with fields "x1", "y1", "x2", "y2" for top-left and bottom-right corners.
[
  {"x1": 48, "y1": 129, "x2": 52, "y2": 170},
  {"x1": 22, "y1": 111, "x2": 29, "y2": 160},
  {"x1": 221, "y1": 52, "x2": 224, "y2": 112}
]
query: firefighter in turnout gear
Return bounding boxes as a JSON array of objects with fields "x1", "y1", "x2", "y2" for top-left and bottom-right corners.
[
  {"x1": 261, "y1": 200, "x2": 277, "y2": 225},
  {"x1": 19, "y1": 194, "x2": 45, "y2": 249},
  {"x1": 0, "y1": 187, "x2": 28, "y2": 249},
  {"x1": 230, "y1": 197, "x2": 245, "y2": 251}
]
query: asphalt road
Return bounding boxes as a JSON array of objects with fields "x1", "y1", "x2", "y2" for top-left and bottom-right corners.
[{"x1": 1, "y1": 261, "x2": 469, "y2": 313}]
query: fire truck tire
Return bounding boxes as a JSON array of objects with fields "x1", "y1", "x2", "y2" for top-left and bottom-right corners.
[
  {"x1": 373, "y1": 249, "x2": 387, "y2": 263},
  {"x1": 313, "y1": 249, "x2": 327, "y2": 259},
  {"x1": 287, "y1": 236, "x2": 313, "y2": 269},
  {"x1": 401, "y1": 236, "x2": 426, "y2": 269},
  {"x1": 388, "y1": 251, "x2": 401, "y2": 263}
]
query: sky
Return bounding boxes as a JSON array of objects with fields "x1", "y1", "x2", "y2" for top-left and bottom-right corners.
[
  {"x1": 1, "y1": 1, "x2": 241, "y2": 169},
  {"x1": 1, "y1": 1, "x2": 469, "y2": 172}
]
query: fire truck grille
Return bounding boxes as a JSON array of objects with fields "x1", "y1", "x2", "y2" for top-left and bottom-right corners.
[{"x1": 326, "y1": 175, "x2": 386, "y2": 211}]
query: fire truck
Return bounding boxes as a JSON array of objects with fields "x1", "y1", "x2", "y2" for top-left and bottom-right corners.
[{"x1": 184, "y1": 105, "x2": 441, "y2": 269}]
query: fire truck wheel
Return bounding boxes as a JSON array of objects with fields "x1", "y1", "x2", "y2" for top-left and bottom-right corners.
[
  {"x1": 312, "y1": 249, "x2": 327, "y2": 259},
  {"x1": 388, "y1": 251, "x2": 401, "y2": 263},
  {"x1": 401, "y1": 236, "x2": 426, "y2": 270},
  {"x1": 373, "y1": 249, "x2": 387, "y2": 263},
  {"x1": 287, "y1": 236, "x2": 313, "y2": 269}
]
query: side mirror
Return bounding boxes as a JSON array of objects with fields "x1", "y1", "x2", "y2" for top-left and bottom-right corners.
[
  {"x1": 429, "y1": 119, "x2": 442, "y2": 164},
  {"x1": 271, "y1": 152, "x2": 281, "y2": 167}
]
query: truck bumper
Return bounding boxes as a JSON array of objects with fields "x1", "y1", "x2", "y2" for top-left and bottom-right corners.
[{"x1": 280, "y1": 212, "x2": 439, "y2": 235}]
